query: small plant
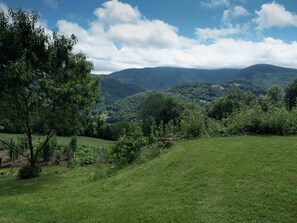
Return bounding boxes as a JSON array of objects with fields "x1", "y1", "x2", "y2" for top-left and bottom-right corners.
[
  {"x1": 69, "y1": 145, "x2": 96, "y2": 167},
  {"x1": 18, "y1": 165, "x2": 41, "y2": 179},
  {"x1": 41, "y1": 136, "x2": 57, "y2": 162}
]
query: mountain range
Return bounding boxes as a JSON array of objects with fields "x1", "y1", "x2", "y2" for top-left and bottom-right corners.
[
  {"x1": 106, "y1": 64, "x2": 297, "y2": 91},
  {"x1": 97, "y1": 64, "x2": 297, "y2": 122}
]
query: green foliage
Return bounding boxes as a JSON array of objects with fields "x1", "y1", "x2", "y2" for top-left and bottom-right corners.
[
  {"x1": 0, "y1": 9, "x2": 99, "y2": 170},
  {"x1": 111, "y1": 125, "x2": 147, "y2": 166},
  {"x1": 18, "y1": 165, "x2": 41, "y2": 179},
  {"x1": 65, "y1": 136, "x2": 77, "y2": 166},
  {"x1": 208, "y1": 92, "x2": 257, "y2": 120},
  {"x1": 41, "y1": 136, "x2": 57, "y2": 162},
  {"x1": 70, "y1": 145, "x2": 96, "y2": 167},
  {"x1": 109, "y1": 121, "x2": 131, "y2": 140},
  {"x1": 284, "y1": 79, "x2": 297, "y2": 110},
  {"x1": 267, "y1": 85, "x2": 282, "y2": 103},
  {"x1": 139, "y1": 93, "x2": 182, "y2": 135},
  {"x1": 180, "y1": 106, "x2": 206, "y2": 138},
  {"x1": 225, "y1": 106, "x2": 293, "y2": 135}
]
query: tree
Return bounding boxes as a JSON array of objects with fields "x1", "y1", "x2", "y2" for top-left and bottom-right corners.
[
  {"x1": 0, "y1": 9, "x2": 99, "y2": 177},
  {"x1": 284, "y1": 79, "x2": 297, "y2": 110},
  {"x1": 138, "y1": 93, "x2": 181, "y2": 135},
  {"x1": 267, "y1": 86, "x2": 281, "y2": 103},
  {"x1": 207, "y1": 92, "x2": 256, "y2": 120}
]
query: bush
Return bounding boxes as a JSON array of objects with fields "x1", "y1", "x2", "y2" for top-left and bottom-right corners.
[
  {"x1": 225, "y1": 107, "x2": 292, "y2": 135},
  {"x1": 224, "y1": 107, "x2": 265, "y2": 135},
  {"x1": 111, "y1": 125, "x2": 147, "y2": 166},
  {"x1": 205, "y1": 118, "x2": 226, "y2": 136},
  {"x1": 18, "y1": 165, "x2": 41, "y2": 179},
  {"x1": 41, "y1": 136, "x2": 57, "y2": 162},
  {"x1": 68, "y1": 145, "x2": 96, "y2": 167},
  {"x1": 262, "y1": 107, "x2": 291, "y2": 135},
  {"x1": 180, "y1": 108, "x2": 206, "y2": 138}
]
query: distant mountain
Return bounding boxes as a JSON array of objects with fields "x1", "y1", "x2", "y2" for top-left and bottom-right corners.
[
  {"x1": 108, "y1": 67, "x2": 239, "y2": 90},
  {"x1": 226, "y1": 64, "x2": 297, "y2": 88},
  {"x1": 99, "y1": 76, "x2": 145, "y2": 104}
]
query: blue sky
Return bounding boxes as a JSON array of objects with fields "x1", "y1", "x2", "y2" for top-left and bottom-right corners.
[{"x1": 1, "y1": 0, "x2": 297, "y2": 73}]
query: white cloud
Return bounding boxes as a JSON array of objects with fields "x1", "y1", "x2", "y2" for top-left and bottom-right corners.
[
  {"x1": 56, "y1": 0, "x2": 297, "y2": 73},
  {"x1": 196, "y1": 26, "x2": 241, "y2": 41},
  {"x1": 0, "y1": 2, "x2": 9, "y2": 13},
  {"x1": 43, "y1": 0, "x2": 58, "y2": 9},
  {"x1": 223, "y1": 6, "x2": 249, "y2": 24},
  {"x1": 107, "y1": 20, "x2": 183, "y2": 49},
  {"x1": 94, "y1": 0, "x2": 140, "y2": 25},
  {"x1": 255, "y1": 2, "x2": 297, "y2": 30},
  {"x1": 201, "y1": 0, "x2": 230, "y2": 9}
]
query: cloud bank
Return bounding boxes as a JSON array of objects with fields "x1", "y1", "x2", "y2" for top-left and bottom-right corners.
[{"x1": 3, "y1": 0, "x2": 297, "y2": 74}]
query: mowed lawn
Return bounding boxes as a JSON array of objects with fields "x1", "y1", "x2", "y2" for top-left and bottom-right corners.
[
  {"x1": 0, "y1": 136, "x2": 297, "y2": 222},
  {"x1": 0, "y1": 133, "x2": 114, "y2": 148}
]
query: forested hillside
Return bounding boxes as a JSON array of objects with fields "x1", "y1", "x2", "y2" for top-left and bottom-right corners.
[{"x1": 109, "y1": 67, "x2": 239, "y2": 90}]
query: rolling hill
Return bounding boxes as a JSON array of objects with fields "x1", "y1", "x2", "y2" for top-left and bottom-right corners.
[
  {"x1": 108, "y1": 67, "x2": 239, "y2": 90},
  {"x1": 107, "y1": 64, "x2": 297, "y2": 91},
  {"x1": 1, "y1": 136, "x2": 297, "y2": 222},
  {"x1": 99, "y1": 76, "x2": 144, "y2": 104},
  {"x1": 226, "y1": 64, "x2": 297, "y2": 88}
]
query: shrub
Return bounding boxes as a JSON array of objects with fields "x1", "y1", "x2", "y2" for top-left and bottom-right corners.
[
  {"x1": 111, "y1": 125, "x2": 147, "y2": 166},
  {"x1": 205, "y1": 118, "x2": 226, "y2": 136},
  {"x1": 18, "y1": 165, "x2": 41, "y2": 179},
  {"x1": 262, "y1": 107, "x2": 291, "y2": 135},
  {"x1": 180, "y1": 108, "x2": 206, "y2": 138},
  {"x1": 41, "y1": 136, "x2": 57, "y2": 162},
  {"x1": 224, "y1": 107, "x2": 265, "y2": 135},
  {"x1": 69, "y1": 145, "x2": 96, "y2": 167}
]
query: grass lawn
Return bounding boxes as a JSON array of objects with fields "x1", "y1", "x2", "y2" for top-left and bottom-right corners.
[
  {"x1": 0, "y1": 136, "x2": 297, "y2": 222},
  {"x1": 0, "y1": 133, "x2": 115, "y2": 148}
]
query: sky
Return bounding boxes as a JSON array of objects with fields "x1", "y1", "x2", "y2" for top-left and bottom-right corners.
[{"x1": 1, "y1": 0, "x2": 297, "y2": 73}]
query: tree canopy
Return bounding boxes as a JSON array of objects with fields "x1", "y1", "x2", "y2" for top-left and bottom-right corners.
[{"x1": 0, "y1": 9, "x2": 99, "y2": 177}]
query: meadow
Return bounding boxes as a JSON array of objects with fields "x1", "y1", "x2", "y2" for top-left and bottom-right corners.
[
  {"x1": 0, "y1": 136, "x2": 296, "y2": 222},
  {"x1": 0, "y1": 133, "x2": 114, "y2": 149}
]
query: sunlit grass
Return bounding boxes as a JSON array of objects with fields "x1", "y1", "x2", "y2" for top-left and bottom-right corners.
[{"x1": 0, "y1": 136, "x2": 296, "y2": 222}]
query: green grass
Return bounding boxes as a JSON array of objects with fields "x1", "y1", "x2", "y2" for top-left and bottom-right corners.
[
  {"x1": 1, "y1": 136, "x2": 297, "y2": 222},
  {"x1": 0, "y1": 133, "x2": 114, "y2": 148}
]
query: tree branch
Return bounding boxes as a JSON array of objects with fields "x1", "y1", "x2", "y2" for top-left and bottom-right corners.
[{"x1": 0, "y1": 138, "x2": 31, "y2": 161}]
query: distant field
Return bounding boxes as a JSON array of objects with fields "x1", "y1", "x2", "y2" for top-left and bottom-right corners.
[
  {"x1": 0, "y1": 133, "x2": 115, "y2": 148},
  {"x1": 0, "y1": 136, "x2": 297, "y2": 222}
]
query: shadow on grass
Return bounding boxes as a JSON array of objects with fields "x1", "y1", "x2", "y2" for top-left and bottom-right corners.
[{"x1": 0, "y1": 173, "x2": 65, "y2": 197}]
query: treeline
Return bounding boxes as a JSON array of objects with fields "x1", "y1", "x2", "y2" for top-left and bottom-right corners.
[{"x1": 92, "y1": 79, "x2": 297, "y2": 177}]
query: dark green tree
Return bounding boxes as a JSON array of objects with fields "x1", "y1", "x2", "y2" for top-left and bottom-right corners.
[
  {"x1": 138, "y1": 93, "x2": 181, "y2": 135},
  {"x1": 0, "y1": 9, "x2": 99, "y2": 177},
  {"x1": 207, "y1": 92, "x2": 256, "y2": 120},
  {"x1": 284, "y1": 79, "x2": 297, "y2": 110},
  {"x1": 267, "y1": 86, "x2": 281, "y2": 103}
]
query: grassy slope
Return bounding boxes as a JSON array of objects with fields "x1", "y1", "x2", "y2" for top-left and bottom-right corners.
[
  {"x1": 0, "y1": 133, "x2": 114, "y2": 148},
  {"x1": 0, "y1": 136, "x2": 297, "y2": 222}
]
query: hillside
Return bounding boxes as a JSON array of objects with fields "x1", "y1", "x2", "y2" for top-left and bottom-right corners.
[
  {"x1": 226, "y1": 64, "x2": 297, "y2": 88},
  {"x1": 109, "y1": 67, "x2": 239, "y2": 90},
  {"x1": 167, "y1": 80, "x2": 265, "y2": 105},
  {"x1": 104, "y1": 81, "x2": 265, "y2": 122},
  {"x1": 97, "y1": 76, "x2": 145, "y2": 104},
  {"x1": 1, "y1": 136, "x2": 296, "y2": 222},
  {"x1": 107, "y1": 64, "x2": 297, "y2": 91}
]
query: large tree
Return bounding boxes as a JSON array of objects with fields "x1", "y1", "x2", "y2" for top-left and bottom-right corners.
[
  {"x1": 0, "y1": 9, "x2": 99, "y2": 175},
  {"x1": 284, "y1": 79, "x2": 297, "y2": 110}
]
